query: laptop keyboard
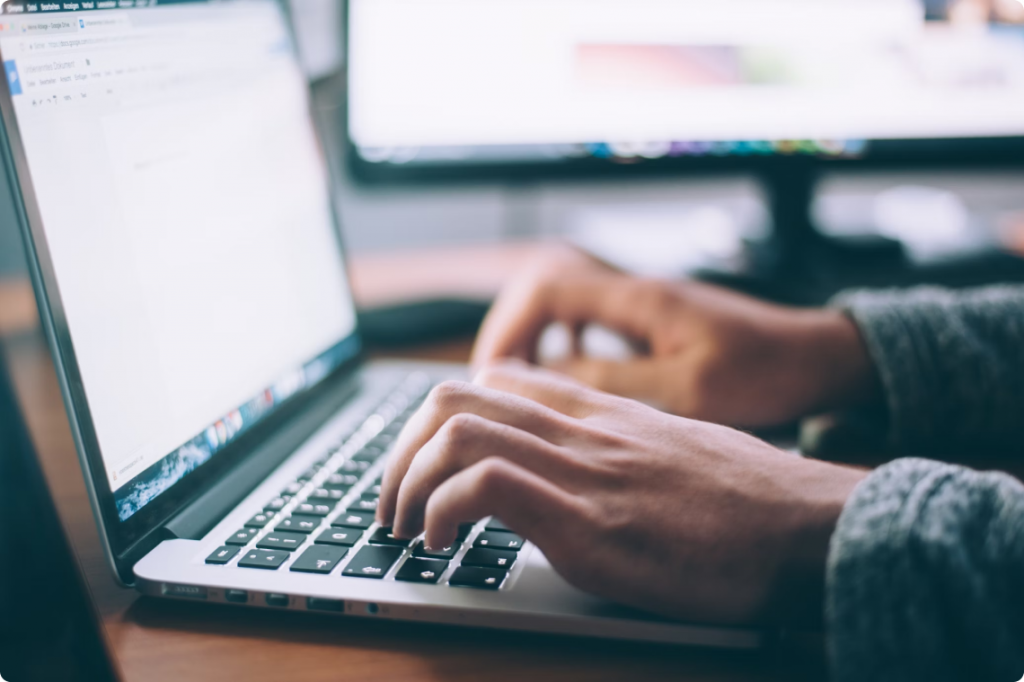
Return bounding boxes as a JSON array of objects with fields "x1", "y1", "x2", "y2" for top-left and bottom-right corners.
[{"x1": 203, "y1": 374, "x2": 524, "y2": 591}]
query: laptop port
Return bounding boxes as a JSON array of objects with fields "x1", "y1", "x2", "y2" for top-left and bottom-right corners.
[
  {"x1": 224, "y1": 589, "x2": 248, "y2": 604},
  {"x1": 306, "y1": 597, "x2": 344, "y2": 613},
  {"x1": 265, "y1": 593, "x2": 290, "y2": 607},
  {"x1": 163, "y1": 584, "x2": 207, "y2": 600}
]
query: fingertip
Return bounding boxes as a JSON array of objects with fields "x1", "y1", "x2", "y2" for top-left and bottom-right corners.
[{"x1": 423, "y1": 527, "x2": 457, "y2": 553}]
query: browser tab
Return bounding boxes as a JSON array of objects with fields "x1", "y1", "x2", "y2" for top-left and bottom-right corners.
[{"x1": 15, "y1": 14, "x2": 78, "y2": 32}]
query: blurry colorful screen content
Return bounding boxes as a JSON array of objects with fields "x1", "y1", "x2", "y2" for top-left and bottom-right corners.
[{"x1": 348, "y1": 0, "x2": 1024, "y2": 165}]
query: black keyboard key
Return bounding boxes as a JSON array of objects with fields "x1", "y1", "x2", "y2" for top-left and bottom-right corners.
[
  {"x1": 295, "y1": 502, "x2": 333, "y2": 517},
  {"x1": 264, "y1": 497, "x2": 289, "y2": 513},
  {"x1": 348, "y1": 497, "x2": 378, "y2": 512},
  {"x1": 299, "y1": 464, "x2": 323, "y2": 481},
  {"x1": 205, "y1": 546, "x2": 240, "y2": 565},
  {"x1": 225, "y1": 528, "x2": 259, "y2": 546},
  {"x1": 256, "y1": 531, "x2": 307, "y2": 552},
  {"x1": 244, "y1": 512, "x2": 275, "y2": 529},
  {"x1": 371, "y1": 434, "x2": 395, "y2": 448},
  {"x1": 413, "y1": 541, "x2": 459, "y2": 559},
  {"x1": 337, "y1": 459, "x2": 370, "y2": 474},
  {"x1": 314, "y1": 527, "x2": 362, "y2": 547},
  {"x1": 367, "y1": 527, "x2": 411, "y2": 547},
  {"x1": 474, "y1": 531, "x2": 524, "y2": 551},
  {"x1": 342, "y1": 545, "x2": 404, "y2": 579},
  {"x1": 395, "y1": 558, "x2": 448, "y2": 584},
  {"x1": 351, "y1": 446, "x2": 383, "y2": 463},
  {"x1": 485, "y1": 518, "x2": 513, "y2": 533},
  {"x1": 331, "y1": 511, "x2": 374, "y2": 530},
  {"x1": 307, "y1": 487, "x2": 346, "y2": 503},
  {"x1": 382, "y1": 420, "x2": 406, "y2": 435},
  {"x1": 461, "y1": 548, "x2": 517, "y2": 570},
  {"x1": 324, "y1": 472, "x2": 359, "y2": 489},
  {"x1": 456, "y1": 523, "x2": 475, "y2": 541},
  {"x1": 277, "y1": 515, "x2": 322, "y2": 534},
  {"x1": 364, "y1": 483, "x2": 382, "y2": 496},
  {"x1": 238, "y1": 549, "x2": 289, "y2": 570},
  {"x1": 448, "y1": 566, "x2": 507, "y2": 590},
  {"x1": 282, "y1": 481, "x2": 304, "y2": 496},
  {"x1": 290, "y1": 545, "x2": 348, "y2": 574}
]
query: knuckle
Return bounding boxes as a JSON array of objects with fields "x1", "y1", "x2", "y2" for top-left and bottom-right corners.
[
  {"x1": 472, "y1": 457, "x2": 511, "y2": 497},
  {"x1": 428, "y1": 380, "x2": 472, "y2": 411},
  {"x1": 647, "y1": 281, "x2": 679, "y2": 315},
  {"x1": 440, "y1": 412, "x2": 483, "y2": 451}
]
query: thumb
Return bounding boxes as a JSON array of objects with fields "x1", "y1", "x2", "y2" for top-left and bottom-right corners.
[{"x1": 553, "y1": 358, "x2": 667, "y2": 405}]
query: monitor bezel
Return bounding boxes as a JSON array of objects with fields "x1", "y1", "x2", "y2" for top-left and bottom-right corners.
[
  {"x1": 0, "y1": 0, "x2": 366, "y2": 583},
  {"x1": 342, "y1": 0, "x2": 1024, "y2": 186}
]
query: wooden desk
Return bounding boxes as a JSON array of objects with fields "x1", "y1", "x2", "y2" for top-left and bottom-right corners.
[{"x1": 0, "y1": 250, "x2": 825, "y2": 682}]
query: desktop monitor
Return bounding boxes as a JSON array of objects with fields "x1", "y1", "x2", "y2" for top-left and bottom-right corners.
[
  {"x1": 346, "y1": 0, "x2": 1024, "y2": 180},
  {"x1": 346, "y1": 0, "x2": 1024, "y2": 278}
]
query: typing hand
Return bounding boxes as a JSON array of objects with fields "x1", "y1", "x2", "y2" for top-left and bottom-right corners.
[
  {"x1": 377, "y1": 361, "x2": 866, "y2": 626},
  {"x1": 472, "y1": 245, "x2": 879, "y2": 428}
]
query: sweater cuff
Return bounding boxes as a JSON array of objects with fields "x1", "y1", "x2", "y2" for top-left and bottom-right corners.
[
  {"x1": 829, "y1": 289, "x2": 941, "y2": 449},
  {"x1": 826, "y1": 458, "x2": 1024, "y2": 682}
]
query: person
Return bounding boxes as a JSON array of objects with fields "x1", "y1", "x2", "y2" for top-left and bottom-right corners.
[{"x1": 376, "y1": 246, "x2": 1024, "y2": 681}]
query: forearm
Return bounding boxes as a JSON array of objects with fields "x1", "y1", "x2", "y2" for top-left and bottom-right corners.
[
  {"x1": 826, "y1": 458, "x2": 1024, "y2": 682},
  {"x1": 831, "y1": 285, "x2": 1024, "y2": 451}
]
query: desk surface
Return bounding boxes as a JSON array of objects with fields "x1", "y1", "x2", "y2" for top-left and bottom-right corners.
[{"x1": 0, "y1": 247, "x2": 825, "y2": 682}]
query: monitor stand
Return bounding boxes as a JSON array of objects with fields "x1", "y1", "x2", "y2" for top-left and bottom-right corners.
[{"x1": 701, "y1": 161, "x2": 1024, "y2": 306}]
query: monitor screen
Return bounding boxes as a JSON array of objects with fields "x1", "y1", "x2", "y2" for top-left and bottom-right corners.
[
  {"x1": 347, "y1": 0, "x2": 1024, "y2": 171},
  {"x1": 0, "y1": 0, "x2": 359, "y2": 522}
]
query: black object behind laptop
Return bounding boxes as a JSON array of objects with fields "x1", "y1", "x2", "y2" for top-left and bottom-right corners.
[{"x1": 0, "y1": 353, "x2": 121, "y2": 682}]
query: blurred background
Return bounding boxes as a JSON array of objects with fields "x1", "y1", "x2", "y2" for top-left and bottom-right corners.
[{"x1": 3, "y1": 0, "x2": 1024, "y2": 313}]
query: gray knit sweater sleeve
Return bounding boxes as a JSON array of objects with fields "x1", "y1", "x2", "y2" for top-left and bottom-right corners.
[
  {"x1": 827, "y1": 459, "x2": 1024, "y2": 681},
  {"x1": 831, "y1": 285, "x2": 1024, "y2": 451},
  {"x1": 824, "y1": 286, "x2": 1024, "y2": 680}
]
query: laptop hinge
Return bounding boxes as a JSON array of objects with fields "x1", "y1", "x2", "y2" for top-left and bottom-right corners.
[{"x1": 162, "y1": 372, "x2": 365, "y2": 541}]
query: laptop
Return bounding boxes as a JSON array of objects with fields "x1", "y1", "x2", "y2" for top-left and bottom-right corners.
[
  {"x1": 0, "y1": 0, "x2": 757, "y2": 648},
  {"x1": 0, "y1": 351, "x2": 121, "y2": 681}
]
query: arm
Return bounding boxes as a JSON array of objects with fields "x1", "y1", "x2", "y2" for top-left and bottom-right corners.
[
  {"x1": 834, "y1": 286, "x2": 1024, "y2": 451},
  {"x1": 828, "y1": 458, "x2": 1024, "y2": 681},
  {"x1": 376, "y1": 361, "x2": 1024, "y2": 678}
]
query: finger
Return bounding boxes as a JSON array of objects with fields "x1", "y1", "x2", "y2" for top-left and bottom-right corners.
[
  {"x1": 377, "y1": 380, "x2": 576, "y2": 526},
  {"x1": 555, "y1": 357, "x2": 668, "y2": 405},
  {"x1": 471, "y1": 271, "x2": 656, "y2": 371},
  {"x1": 473, "y1": 359, "x2": 603, "y2": 419},
  {"x1": 422, "y1": 456, "x2": 579, "y2": 554},
  {"x1": 392, "y1": 413, "x2": 576, "y2": 538}
]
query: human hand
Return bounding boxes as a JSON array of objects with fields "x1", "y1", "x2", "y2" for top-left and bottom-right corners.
[
  {"x1": 471, "y1": 246, "x2": 879, "y2": 428},
  {"x1": 377, "y1": 361, "x2": 867, "y2": 626}
]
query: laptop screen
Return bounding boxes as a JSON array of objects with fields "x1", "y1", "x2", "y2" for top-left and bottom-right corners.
[{"x1": 0, "y1": 0, "x2": 359, "y2": 522}]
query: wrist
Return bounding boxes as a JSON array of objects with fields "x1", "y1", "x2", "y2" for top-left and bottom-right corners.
[
  {"x1": 793, "y1": 309, "x2": 882, "y2": 414},
  {"x1": 767, "y1": 462, "x2": 868, "y2": 629}
]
